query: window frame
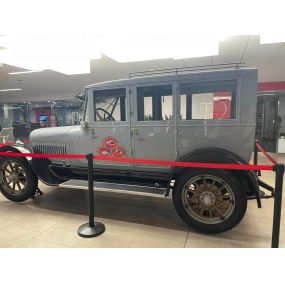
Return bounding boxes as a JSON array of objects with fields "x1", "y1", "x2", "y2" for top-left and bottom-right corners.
[
  {"x1": 92, "y1": 86, "x2": 128, "y2": 123},
  {"x1": 134, "y1": 82, "x2": 175, "y2": 123},
  {"x1": 178, "y1": 79, "x2": 238, "y2": 122}
]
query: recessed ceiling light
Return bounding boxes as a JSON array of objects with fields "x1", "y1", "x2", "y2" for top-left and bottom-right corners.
[
  {"x1": 0, "y1": 88, "x2": 22, "y2": 92},
  {"x1": 8, "y1": 70, "x2": 44, "y2": 75}
]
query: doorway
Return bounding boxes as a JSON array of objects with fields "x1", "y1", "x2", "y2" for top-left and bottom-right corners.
[{"x1": 255, "y1": 96, "x2": 279, "y2": 152}]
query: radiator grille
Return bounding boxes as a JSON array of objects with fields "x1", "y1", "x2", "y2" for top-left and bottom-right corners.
[{"x1": 34, "y1": 144, "x2": 67, "y2": 155}]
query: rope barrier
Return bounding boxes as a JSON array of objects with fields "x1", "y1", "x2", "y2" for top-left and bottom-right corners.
[
  {"x1": 255, "y1": 142, "x2": 277, "y2": 165},
  {"x1": 0, "y1": 140, "x2": 31, "y2": 147},
  {"x1": 0, "y1": 150, "x2": 274, "y2": 171},
  {"x1": 0, "y1": 140, "x2": 275, "y2": 171},
  {"x1": 93, "y1": 155, "x2": 274, "y2": 171},
  {"x1": 0, "y1": 151, "x2": 85, "y2": 160}
]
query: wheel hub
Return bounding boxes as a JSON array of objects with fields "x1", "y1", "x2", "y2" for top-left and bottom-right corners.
[
  {"x1": 0, "y1": 160, "x2": 27, "y2": 194},
  {"x1": 200, "y1": 191, "x2": 216, "y2": 206},
  {"x1": 9, "y1": 173, "x2": 19, "y2": 182}
]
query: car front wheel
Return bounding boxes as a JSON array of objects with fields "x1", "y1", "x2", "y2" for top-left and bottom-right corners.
[{"x1": 0, "y1": 157, "x2": 37, "y2": 202}]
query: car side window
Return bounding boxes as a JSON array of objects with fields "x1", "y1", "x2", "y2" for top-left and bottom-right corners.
[
  {"x1": 93, "y1": 88, "x2": 126, "y2": 122},
  {"x1": 179, "y1": 80, "x2": 237, "y2": 120},
  {"x1": 137, "y1": 84, "x2": 173, "y2": 121}
]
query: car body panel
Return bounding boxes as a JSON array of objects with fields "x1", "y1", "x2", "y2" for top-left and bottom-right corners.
[{"x1": 29, "y1": 68, "x2": 257, "y2": 175}]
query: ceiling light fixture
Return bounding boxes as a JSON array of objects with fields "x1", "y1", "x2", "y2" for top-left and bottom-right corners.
[
  {"x1": 8, "y1": 70, "x2": 44, "y2": 75},
  {"x1": 0, "y1": 88, "x2": 22, "y2": 92}
]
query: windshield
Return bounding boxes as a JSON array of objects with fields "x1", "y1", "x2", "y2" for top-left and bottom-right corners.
[{"x1": 75, "y1": 90, "x2": 87, "y2": 122}]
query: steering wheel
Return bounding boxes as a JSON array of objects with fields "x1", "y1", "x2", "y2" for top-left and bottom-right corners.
[{"x1": 96, "y1": 108, "x2": 115, "y2": 121}]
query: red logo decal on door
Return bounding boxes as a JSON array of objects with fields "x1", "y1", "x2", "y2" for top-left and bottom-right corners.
[
  {"x1": 103, "y1": 137, "x2": 118, "y2": 148},
  {"x1": 111, "y1": 147, "x2": 126, "y2": 157},
  {"x1": 97, "y1": 146, "x2": 111, "y2": 156},
  {"x1": 97, "y1": 137, "x2": 127, "y2": 158}
]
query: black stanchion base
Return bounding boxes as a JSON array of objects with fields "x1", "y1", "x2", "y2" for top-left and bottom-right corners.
[{"x1": 77, "y1": 222, "x2": 105, "y2": 238}]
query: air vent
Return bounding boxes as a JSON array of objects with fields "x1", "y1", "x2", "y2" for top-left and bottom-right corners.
[{"x1": 34, "y1": 144, "x2": 66, "y2": 155}]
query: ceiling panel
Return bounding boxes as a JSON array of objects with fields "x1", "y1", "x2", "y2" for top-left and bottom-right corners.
[
  {"x1": 1, "y1": 35, "x2": 285, "y2": 103},
  {"x1": 243, "y1": 51, "x2": 276, "y2": 69},
  {"x1": 212, "y1": 52, "x2": 243, "y2": 64},
  {"x1": 246, "y1": 35, "x2": 260, "y2": 48},
  {"x1": 183, "y1": 56, "x2": 213, "y2": 67},
  {"x1": 218, "y1": 35, "x2": 250, "y2": 54}
]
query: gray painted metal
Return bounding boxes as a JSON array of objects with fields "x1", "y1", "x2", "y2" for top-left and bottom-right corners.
[
  {"x1": 60, "y1": 179, "x2": 166, "y2": 196},
  {"x1": 30, "y1": 68, "x2": 258, "y2": 173}
]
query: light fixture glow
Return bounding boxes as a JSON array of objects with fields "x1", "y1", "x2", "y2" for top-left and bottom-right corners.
[
  {"x1": 9, "y1": 70, "x2": 44, "y2": 75},
  {"x1": 0, "y1": 88, "x2": 21, "y2": 92},
  {"x1": 0, "y1": 35, "x2": 101, "y2": 75}
]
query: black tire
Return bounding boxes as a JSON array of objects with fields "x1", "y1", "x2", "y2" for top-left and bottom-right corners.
[
  {"x1": 173, "y1": 168, "x2": 247, "y2": 234},
  {"x1": 0, "y1": 157, "x2": 38, "y2": 202}
]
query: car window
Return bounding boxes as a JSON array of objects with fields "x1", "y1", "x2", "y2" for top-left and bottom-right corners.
[
  {"x1": 93, "y1": 88, "x2": 126, "y2": 122},
  {"x1": 137, "y1": 84, "x2": 173, "y2": 121},
  {"x1": 179, "y1": 80, "x2": 237, "y2": 120}
]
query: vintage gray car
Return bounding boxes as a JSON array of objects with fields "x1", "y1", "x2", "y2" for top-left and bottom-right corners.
[{"x1": 0, "y1": 67, "x2": 260, "y2": 233}]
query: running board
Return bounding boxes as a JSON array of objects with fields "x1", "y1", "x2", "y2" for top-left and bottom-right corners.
[{"x1": 60, "y1": 179, "x2": 167, "y2": 197}]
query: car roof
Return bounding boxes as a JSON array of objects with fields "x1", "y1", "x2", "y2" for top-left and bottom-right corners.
[{"x1": 85, "y1": 67, "x2": 257, "y2": 90}]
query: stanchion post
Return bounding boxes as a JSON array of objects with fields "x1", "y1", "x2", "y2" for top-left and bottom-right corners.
[
  {"x1": 77, "y1": 153, "x2": 105, "y2": 238},
  {"x1": 254, "y1": 140, "x2": 261, "y2": 176},
  {"x1": 254, "y1": 140, "x2": 258, "y2": 165},
  {"x1": 271, "y1": 163, "x2": 284, "y2": 248}
]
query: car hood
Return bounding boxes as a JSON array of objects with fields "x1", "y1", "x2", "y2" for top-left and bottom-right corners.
[{"x1": 30, "y1": 126, "x2": 77, "y2": 143}]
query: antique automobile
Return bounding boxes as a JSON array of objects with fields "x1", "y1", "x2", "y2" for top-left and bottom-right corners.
[{"x1": 0, "y1": 66, "x2": 262, "y2": 234}]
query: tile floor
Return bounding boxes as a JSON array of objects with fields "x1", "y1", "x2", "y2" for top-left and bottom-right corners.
[{"x1": 0, "y1": 153, "x2": 284, "y2": 248}]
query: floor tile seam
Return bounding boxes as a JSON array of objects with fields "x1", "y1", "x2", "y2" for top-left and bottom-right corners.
[
  {"x1": 127, "y1": 207, "x2": 160, "y2": 248},
  {"x1": 35, "y1": 236, "x2": 77, "y2": 247},
  {"x1": 21, "y1": 237, "x2": 70, "y2": 248},
  {"x1": 183, "y1": 231, "x2": 190, "y2": 248}
]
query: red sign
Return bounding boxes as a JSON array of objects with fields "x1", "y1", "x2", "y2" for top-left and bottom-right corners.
[
  {"x1": 97, "y1": 146, "x2": 110, "y2": 156},
  {"x1": 111, "y1": 147, "x2": 126, "y2": 157},
  {"x1": 213, "y1": 92, "x2": 232, "y2": 119},
  {"x1": 103, "y1": 137, "x2": 118, "y2": 148}
]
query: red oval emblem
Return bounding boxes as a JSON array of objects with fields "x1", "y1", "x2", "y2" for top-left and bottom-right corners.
[
  {"x1": 103, "y1": 137, "x2": 118, "y2": 148},
  {"x1": 111, "y1": 147, "x2": 126, "y2": 157},
  {"x1": 97, "y1": 146, "x2": 111, "y2": 156}
]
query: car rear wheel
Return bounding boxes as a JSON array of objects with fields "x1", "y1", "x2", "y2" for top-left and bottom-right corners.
[
  {"x1": 173, "y1": 169, "x2": 247, "y2": 234},
  {"x1": 0, "y1": 157, "x2": 37, "y2": 202}
]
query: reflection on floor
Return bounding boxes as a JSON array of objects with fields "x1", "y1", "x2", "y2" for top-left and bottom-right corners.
[{"x1": 0, "y1": 153, "x2": 284, "y2": 248}]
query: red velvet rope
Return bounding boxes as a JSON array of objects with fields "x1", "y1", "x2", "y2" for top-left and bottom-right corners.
[
  {"x1": 255, "y1": 143, "x2": 277, "y2": 165},
  {"x1": 93, "y1": 155, "x2": 273, "y2": 171},
  {"x1": 0, "y1": 140, "x2": 274, "y2": 171},
  {"x1": 0, "y1": 151, "x2": 274, "y2": 171},
  {"x1": 0, "y1": 140, "x2": 31, "y2": 147},
  {"x1": 0, "y1": 152, "x2": 85, "y2": 159}
]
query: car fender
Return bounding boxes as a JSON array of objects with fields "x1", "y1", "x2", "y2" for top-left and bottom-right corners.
[
  {"x1": 0, "y1": 144, "x2": 67, "y2": 186},
  {"x1": 0, "y1": 144, "x2": 32, "y2": 160},
  {"x1": 169, "y1": 147, "x2": 260, "y2": 206}
]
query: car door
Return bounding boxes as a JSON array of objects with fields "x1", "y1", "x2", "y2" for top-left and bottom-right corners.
[
  {"x1": 131, "y1": 82, "x2": 177, "y2": 171},
  {"x1": 91, "y1": 85, "x2": 132, "y2": 169}
]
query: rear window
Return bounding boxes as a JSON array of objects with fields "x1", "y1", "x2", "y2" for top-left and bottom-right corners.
[{"x1": 180, "y1": 81, "x2": 237, "y2": 120}]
